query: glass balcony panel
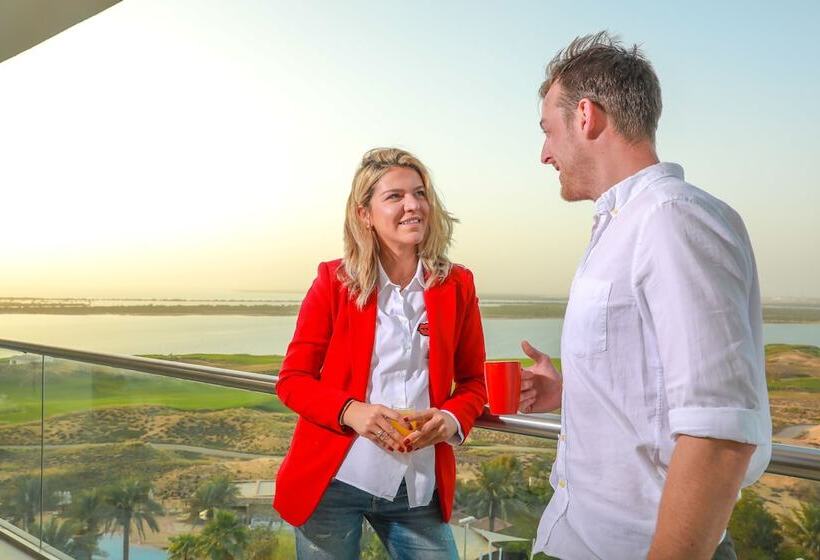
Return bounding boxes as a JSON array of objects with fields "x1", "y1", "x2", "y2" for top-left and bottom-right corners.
[
  {"x1": 0, "y1": 350, "x2": 44, "y2": 548},
  {"x1": 731, "y1": 473, "x2": 820, "y2": 559},
  {"x1": 453, "y1": 429, "x2": 556, "y2": 559},
  {"x1": 0, "y1": 340, "x2": 815, "y2": 560},
  {"x1": 40, "y1": 357, "x2": 290, "y2": 560}
]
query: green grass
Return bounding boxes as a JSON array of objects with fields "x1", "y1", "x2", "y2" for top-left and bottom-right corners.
[
  {"x1": 491, "y1": 357, "x2": 562, "y2": 372},
  {"x1": 765, "y1": 343, "x2": 820, "y2": 358},
  {"x1": 768, "y1": 377, "x2": 820, "y2": 393},
  {"x1": 141, "y1": 353, "x2": 284, "y2": 367},
  {"x1": 0, "y1": 360, "x2": 284, "y2": 425}
]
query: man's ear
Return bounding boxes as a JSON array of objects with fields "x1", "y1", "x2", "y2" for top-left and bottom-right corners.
[{"x1": 577, "y1": 98, "x2": 606, "y2": 140}]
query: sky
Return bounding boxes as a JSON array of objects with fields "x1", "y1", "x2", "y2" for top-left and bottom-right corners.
[{"x1": 1, "y1": 0, "x2": 818, "y2": 299}]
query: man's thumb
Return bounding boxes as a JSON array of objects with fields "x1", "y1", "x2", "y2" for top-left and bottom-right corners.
[{"x1": 521, "y1": 340, "x2": 546, "y2": 362}]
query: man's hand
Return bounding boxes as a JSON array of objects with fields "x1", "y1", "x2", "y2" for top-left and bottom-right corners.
[
  {"x1": 519, "y1": 340, "x2": 562, "y2": 413},
  {"x1": 342, "y1": 401, "x2": 407, "y2": 452},
  {"x1": 401, "y1": 408, "x2": 458, "y2": 451},
  {"x1": 648, "y1": 435, "x2": 755, "y2": 559}
]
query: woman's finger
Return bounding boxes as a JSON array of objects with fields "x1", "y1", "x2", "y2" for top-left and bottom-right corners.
[
  {"x1": 405, "y1": 415, "x2": 443, "y2": 450},
  {"x1": 403, "y1": 409, "x2": 433, "y2": 428},
  {"x1": 377, "y1": 405, "x2": 403, "y2": 423},
  {"x1": 379, "y1": 420, "x2": 405, "y2": 450},
  {"x1": 371, "y1": 425, "x2": 397, "y2": 451}
]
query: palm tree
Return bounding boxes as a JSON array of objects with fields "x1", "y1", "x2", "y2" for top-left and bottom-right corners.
[
  {"x1": 245, "y1": 527, "x2": 279, "y2": 560},
  {"x1": 168, "y1": 533, "x2": 201, "y2": 560},
  {"x1": 195, "y1": 510, "x2": 248, "y2": 560},
  {"x1": 781, "y1": 502, "x2": 820, "y2": 560},
  {"x1": 67, "y1": 489, "x2": 108, "y2": 560},
  {"x1": 2, "y1": 476, "x2": 53, "y2": 532},
  {"x1": 31, "y1": 517, "x2": 80, "y2": 556},
  {"x1": 189, "y1": 476, "x2": 239, "y2": 523},
  {"x1": 473, "y1": 455, "x2": 524, "y2": 531},
  {"x1": 360, "y1": 526, "x2": 390, "y2": 560},
  {"x1": 728, "y1": 489, "x2": 784, "y2": 559},
  {"x1": 102, "y1": 479, "x2": 164, "y2": 560}
]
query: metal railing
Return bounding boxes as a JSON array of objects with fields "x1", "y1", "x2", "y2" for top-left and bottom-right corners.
[{"x1": 2, "y1": 338, "x2": 819, "y2": 482}]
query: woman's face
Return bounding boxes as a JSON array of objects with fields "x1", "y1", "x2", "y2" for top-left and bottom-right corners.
[{"x1": 360, "y1": 166, "x2": 429, "y2": 256}]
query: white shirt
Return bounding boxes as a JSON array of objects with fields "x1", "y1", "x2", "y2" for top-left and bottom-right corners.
[
  {"x1": 535, "y1": 163, "x2": 772, "y2": 559},
  {"x1": 335, "y1": 259, "x2": 463, "y2": 507}
]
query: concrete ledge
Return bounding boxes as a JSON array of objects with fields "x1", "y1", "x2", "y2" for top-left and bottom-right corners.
[{"x1": 0, "y1": 518, "x2": 74, "y2": 560}]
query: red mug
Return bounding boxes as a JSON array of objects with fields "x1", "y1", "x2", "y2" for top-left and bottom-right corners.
[{"x1": 484, "y1": 361, "x2": 522, "y2": 415}]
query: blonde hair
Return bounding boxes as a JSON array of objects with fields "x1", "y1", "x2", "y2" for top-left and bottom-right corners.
[{"x1": 341, "y1": 147, "x2": 457, "y2": 308}]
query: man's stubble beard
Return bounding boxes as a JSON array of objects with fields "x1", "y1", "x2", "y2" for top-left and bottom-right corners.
[{"x1": 558, "y1": 148, "x2": 595, "y2": 202}]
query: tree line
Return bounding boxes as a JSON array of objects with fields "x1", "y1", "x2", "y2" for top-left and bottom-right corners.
[{"x1": 1, "y1": 460, "x2": 817, "y2": 560}]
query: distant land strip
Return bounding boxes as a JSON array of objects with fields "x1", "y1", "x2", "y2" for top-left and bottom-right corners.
[
  {"x1": 0, "y1": 304, "x2": 301, "y2": 316},
  {"x1": 1, "y1": 301, "x2": 819, "y2": 322}
]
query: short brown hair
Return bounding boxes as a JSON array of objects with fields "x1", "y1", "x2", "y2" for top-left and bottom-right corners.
[{"x1": 539, "y1": 31, "x2": 662, "y2": 143}]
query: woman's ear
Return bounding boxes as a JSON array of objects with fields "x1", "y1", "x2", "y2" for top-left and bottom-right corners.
[{"x1": 357, "y1": 205, "x2": 371, "y2": 230}]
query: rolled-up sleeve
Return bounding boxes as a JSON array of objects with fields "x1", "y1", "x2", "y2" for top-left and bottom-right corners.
[{"x1": 632, "y1": 198, "x2": 771, "y2": 451}]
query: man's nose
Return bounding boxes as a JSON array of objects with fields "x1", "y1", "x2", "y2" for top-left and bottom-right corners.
[{"x1": 541, "y1": 140, "x2": 553, "y2": 165}]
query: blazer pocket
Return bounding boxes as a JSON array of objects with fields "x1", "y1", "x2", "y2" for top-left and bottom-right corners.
[{"x1": 563, "y1": 277, "x2": 612, "y2": 357}]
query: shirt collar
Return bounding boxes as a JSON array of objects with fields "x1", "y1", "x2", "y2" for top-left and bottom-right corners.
[
  {"x1": 377, "y1": 258, "x2": 425, "y2": 292},
  {"x1": 594, "y1": 162, "x2": 684, "y2": 216}
]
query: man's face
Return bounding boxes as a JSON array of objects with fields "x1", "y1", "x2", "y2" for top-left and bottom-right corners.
[{"x1": 540, "y1": 83, "x2": 592, "y2": 201}]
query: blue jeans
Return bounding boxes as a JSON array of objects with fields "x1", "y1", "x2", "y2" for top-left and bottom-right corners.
[
  {"x1": 295, "y1": 479, "x2": 458, "y2": 560},
  {"x1": 712, "y1": 533, "x2": 737, "y2": 560}
]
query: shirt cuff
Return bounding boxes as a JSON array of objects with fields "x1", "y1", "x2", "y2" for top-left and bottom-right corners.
[
  {"x1": 441, "y1": 410, "x2": 465, "y2": 446},
  {"x1": 668, "y1": 406, "x2": 771, "y2": 445}
]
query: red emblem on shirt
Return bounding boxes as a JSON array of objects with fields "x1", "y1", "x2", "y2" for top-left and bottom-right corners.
[{"x1": 417, "y1": 322, "x2": 430, "y2": 336}]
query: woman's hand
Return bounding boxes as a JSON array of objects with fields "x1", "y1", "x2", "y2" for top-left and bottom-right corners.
[
  {"x1": 401, "y1": 408, "x2": 458, "y2": 451},
  {"x1": 342, "y1": 401, "x2": 408, "y2": 452}
]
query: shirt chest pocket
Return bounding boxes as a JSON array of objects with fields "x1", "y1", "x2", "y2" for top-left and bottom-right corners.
[{"x1": 562, "y1": 277, "x2": 612, "y2": 357}]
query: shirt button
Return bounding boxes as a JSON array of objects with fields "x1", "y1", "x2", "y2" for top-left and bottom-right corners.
[
  {"x1": 559, "y1": 434, "x2": 566, "y2": 442},
  {"x1": 558, "y1": 479, "x2": 567, "y2": 489}
]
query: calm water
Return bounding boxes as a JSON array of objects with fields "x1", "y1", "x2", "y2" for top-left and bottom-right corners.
[
  {"x1": 94, "y1": 535, "x2": 167, "y2": 560},
  {"x1": 0, "y1": 314, "x2": 818, "y2": 358}
]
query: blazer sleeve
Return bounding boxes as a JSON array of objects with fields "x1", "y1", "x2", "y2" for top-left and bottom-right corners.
[
  {"x1": 275, "y1": 262, "x2": 353, "y2": 434},
  {"x1": 440, "y1": 267, "x2": 487, "y2": 437}
]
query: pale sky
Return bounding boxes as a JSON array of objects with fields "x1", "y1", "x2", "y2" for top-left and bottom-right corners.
[{"x1": 1, "y1": 0, "x2": 818, "y2": 299}]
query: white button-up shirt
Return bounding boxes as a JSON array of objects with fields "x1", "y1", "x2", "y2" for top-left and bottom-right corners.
[
  {"x1": 335, "y1": 259, "x2": 462, "y2": 508},
  {"x1": 535, "y1": 163, "x2": 772, "y2": 559}
]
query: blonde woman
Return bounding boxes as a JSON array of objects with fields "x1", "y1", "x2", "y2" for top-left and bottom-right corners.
[{"x1": 274, "y1": 148, "x2": 487, "y2": 559}]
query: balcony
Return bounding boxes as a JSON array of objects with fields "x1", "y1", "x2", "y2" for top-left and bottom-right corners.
[{"x1": 0, "y1": 338, "x2": 818, "y2": 560}]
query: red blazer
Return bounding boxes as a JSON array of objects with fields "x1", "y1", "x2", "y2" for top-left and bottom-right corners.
[{"x1": 273, "y1": 259, "x2": 487, "y2": 526}]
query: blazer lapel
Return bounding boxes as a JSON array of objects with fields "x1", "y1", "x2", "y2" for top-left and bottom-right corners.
[
  {"x1": 424, "y1": 276, "x2": 456, "y2": 407},
  {"x1": 348, "y1": 292, "x2": 377, "y2": 400}
]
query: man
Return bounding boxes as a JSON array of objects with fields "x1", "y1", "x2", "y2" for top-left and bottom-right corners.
[{"x1": 520, "y1": 32, "x2": 771, "y2": 559}]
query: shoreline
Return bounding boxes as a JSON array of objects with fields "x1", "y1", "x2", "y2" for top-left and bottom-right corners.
[{"x1": 1, "y1": 303, "x2": 819, "y2": 322}]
